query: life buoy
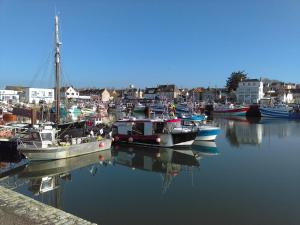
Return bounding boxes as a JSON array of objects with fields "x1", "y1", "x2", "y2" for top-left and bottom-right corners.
[{"x1": 99, "y1": 142, "x2": 105, "y2": 148}]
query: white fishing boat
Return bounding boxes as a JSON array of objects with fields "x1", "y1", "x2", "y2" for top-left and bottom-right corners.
[
  {"x1": 18, "y1": 15, "x2": 112, "y2": 160},
  {"x1": 18, "y1": 125, "x2": 111, "y2": 161}
]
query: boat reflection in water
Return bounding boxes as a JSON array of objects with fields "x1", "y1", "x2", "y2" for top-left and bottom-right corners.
[
  {"x1": 112, "y1": 145, "x2": 200, "y2": 193},
  {"x1": 112, "y1": 144, "x2": 220, "y2": 193},
  {"x1": 17, "y1": 150, "x2": 112, "y2": 207},
  {"x1": 0, "y1": 149, "x2": 26, "y2": 179},
  {"x1": 192, "y1": 141, "x2": 219, "y2": 156}
]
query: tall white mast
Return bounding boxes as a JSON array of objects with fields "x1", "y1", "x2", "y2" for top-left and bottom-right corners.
[{"x1": 54, "y1": 15, "x2": 62, "y2": 125}]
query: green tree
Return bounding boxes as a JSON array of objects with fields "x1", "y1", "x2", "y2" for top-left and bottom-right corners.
[{"x1": 226, "y1": 71, "x2": 248, "y2": 92}]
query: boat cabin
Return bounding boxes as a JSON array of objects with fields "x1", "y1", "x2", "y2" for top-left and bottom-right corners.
[
  {"x1": 113, "y1": 118, "x2": 182, "y2": 136},
  {"x1": 21, "y1": 126, "x2": 56, "y2": 148}
]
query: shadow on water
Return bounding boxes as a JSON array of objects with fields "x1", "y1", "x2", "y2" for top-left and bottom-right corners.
[{"x1": 0, "y1": 148, "x2": 26, "y2": 179}]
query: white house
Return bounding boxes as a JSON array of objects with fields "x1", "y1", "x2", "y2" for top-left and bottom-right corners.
[
  {"x1": 61, "y1": 86, "x2": 79, "y2": 99},
  {"x1": 0, "y1": 90, "x2": 19, "y2": 103},
  {"x1": 99, "y1": 89, "x2": 111, "y2": 102},
  {"x1": 24, "y1": 88, "x2": 55, "y2": 104},
  {"x1": 236, "y1": 79, "x2": 264, "y2": 104}
]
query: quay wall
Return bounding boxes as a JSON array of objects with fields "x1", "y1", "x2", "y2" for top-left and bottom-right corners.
[{"x1": 0, "y1": 186, "x2": 96, "y2": 225}]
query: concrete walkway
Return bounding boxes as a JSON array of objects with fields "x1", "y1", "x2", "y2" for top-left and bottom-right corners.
[{"x1": 0, "y1": 186, "x2": 96, "y2": 225}]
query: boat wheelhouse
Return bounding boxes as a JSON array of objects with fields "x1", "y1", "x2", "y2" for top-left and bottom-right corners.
[{"x1": 112, "y1": 117, "x2": 197, "y2": 147}]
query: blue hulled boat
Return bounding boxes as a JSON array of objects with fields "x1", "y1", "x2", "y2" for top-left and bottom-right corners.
[
  {"x1": 180, "y1": 114, "x2": 220, "y2": 141},
  {"x1": 260, "y1": 105, "x2": 300, "y2": 119}
]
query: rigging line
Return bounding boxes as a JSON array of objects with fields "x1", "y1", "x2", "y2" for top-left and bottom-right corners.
[
  {"x1": 29, "y1": 49, "x2": 52, "y2": 87},
  {"x1": 40, "y1": 49, "x2": 53, "y2": 88},
  {"x1": 44, "y1": 48, "x2": 55, "y2": 88}
]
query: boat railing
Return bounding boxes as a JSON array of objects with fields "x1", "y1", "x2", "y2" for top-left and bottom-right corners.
[{"x1": 18, "y1": 139, "x2": 41, "y2": 149}]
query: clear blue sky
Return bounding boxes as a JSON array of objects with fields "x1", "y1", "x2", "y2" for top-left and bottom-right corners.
[{"x1": 1, "y1": 0, "x2": 300, "y2": 89}]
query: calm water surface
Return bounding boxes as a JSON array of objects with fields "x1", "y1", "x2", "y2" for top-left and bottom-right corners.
[{"x1": 3, "y1": 118, "x2": 300, "y2": 225}]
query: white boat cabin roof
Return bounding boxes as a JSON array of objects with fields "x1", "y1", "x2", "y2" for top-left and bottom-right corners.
[{"x1": 115, "y1": 117, "x2": 181, "y2": 124}]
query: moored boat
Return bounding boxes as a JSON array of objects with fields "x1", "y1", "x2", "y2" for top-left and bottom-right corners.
[
  {"x1": 213, "y1": 104, "x2": 249, "y2": 116},
  {"x1": 18, "y1": 124, "x2": 112, "y2": 161},
  {"x1": 259, "y1": 104, "x2": 300, "y2": 119},
  {"x1": 133, "y1": 103, "x2": 146, "y2": 113},
  {"x1": 112, "y1": 117, "x2": 197, "y2": 147},
  {"x1": 196, "y1": 125, "x2": 220, "y2": 141},
  {"x1": 180, "y1": 115, "x2": 220, "y2": 141}
]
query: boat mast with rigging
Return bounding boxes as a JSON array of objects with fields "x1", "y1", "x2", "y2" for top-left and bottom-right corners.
[{"x1": 54, "y1": 15, "x2": 61, "y2": 125}]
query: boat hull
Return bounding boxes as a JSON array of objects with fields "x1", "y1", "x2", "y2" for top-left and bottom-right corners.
[
  {"x1": 18, "y1": 139, "x2": 112, "y2": 161},
  {"x1": 259, "y1": 108, "x2": 300, "y2": 119},
  {"x1": 195, "y1": 126, "x2": 220, "y2": 141},
  {"x1": 0, "y1": 138, "x2": 18, "y2": 151},
  {"x1": 113, "y1": 131, "x2": 197, "y2": 148},
  {"x1": 213, "y1": 107, "x2": 249, "y2": 116}
]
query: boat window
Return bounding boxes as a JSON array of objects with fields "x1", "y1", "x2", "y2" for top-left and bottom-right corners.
[
  {"x1": 166, "y1": 121, "x2": 181, "y2": 131},
  {"x1": 132, "y1": 123, "x2": 144, "y2": 135},
  {"x1": 31, "y1": 132, "x2": 41, "y2": 141},
  {"x1": 41, "y1": 132, "x2": 53, "y2": 141},
  {"x1": 153, "y1": 122, "x2": 164, "y2": 133}
]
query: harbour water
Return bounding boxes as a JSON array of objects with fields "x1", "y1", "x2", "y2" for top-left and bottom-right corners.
[{"x1": 1, "y1": 117, "x2": 300, "y2": 225}]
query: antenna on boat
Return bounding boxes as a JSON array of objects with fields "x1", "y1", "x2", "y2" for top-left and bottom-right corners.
[{"x1": 54, "y1": 15, "x2": 62, "y2": 125}]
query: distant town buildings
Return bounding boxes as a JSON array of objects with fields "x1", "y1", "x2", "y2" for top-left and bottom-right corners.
[{"x1": 2, "y1": 78, "x2": 300, "y2": 106}]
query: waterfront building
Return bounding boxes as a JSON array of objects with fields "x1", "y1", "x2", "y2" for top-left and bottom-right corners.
[
  {"x1": 60, "y1": 86, "x2": 79, "y2": 100},
  {"x1": 202, "y1": 88, "x2": 223, "y2": 102},
  {"x1": 189, "y1": 87, "x2": 205, "y2": 102},
  {"x1": 291, "y1": 89, "x2": 300, "y2": 104},
  {"x1": 156, "y1": 84, "x2": 179, "y2": 100},
  {"x1": 99, "y1": 88, "x2": 111, "y2": 102},
  {"x1": 79, "y1": 88, "x2": 111, "y2": 102},
  {"x1": 236, "y1": 79, "x2": 264, "y2": 104},
  {"x1": 125, "y1": 88, "x2": 143, "y2": 99},
  {"x1": 0, "y1": 90, "x2": 19, "y2": 103},
  {"x1": 278, "y1": 90, "x2": 294, "y2": 104},
  {"x1": 144, "y1": 87, "x2": 158, "y2": 100},
  {"x1": 24, "y1": 88, "x2": 54, "y2": 104}
]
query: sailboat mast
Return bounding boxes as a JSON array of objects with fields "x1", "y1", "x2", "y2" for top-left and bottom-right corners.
[{"x1": 54, "y1": 15, "x2": 61, "y2": 125}]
